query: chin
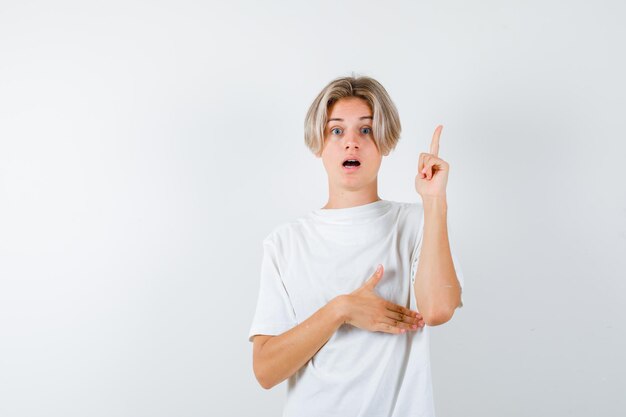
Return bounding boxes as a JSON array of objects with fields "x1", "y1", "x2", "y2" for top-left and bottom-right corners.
[{"x1": 340, "y1": 177, "x2": 373, "y2": 189}]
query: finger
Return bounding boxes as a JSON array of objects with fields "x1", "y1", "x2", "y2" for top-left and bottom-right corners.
[
  {"x1": 384, "y1": 309, "x2": 422, "y2": 326},
  {"x1": 424, "y1": 157, "x2": 442, "y2": 180},
  {"x1": 385, "y1": 301, "x2": 422, "y2": 320},
  {"x1": 377, "y1": 321, "x2": 408, "y2": 334},
  {"x1": 426, "y1": 159, "x2": 436, "y2": 180},
  {"x1": 418, "y1": 153, "x2": 429, "y2": 179},
  {"x1": 430, "y1": 125, "x2": 442, "y2": 157},
  {"x1": 420, "y1": 154, "x2": 432, "y2": 177},
  {"x1": 366, "y1": 264, "x2": 384, "y2": 288},
  {"x1": 384, "y1": 323, "x2": 399, "y2": 334},
  {"x1": 382, "y1": 317, "x2": 416, "y2": 330}
]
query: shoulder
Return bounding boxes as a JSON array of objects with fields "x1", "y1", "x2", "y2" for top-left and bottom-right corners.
[
  {"x1": 386, "y1": 199, "x2": 424, "y2": 220},
  {"x1": 382, "y1": 200, "x2": 425, "y2": 242},
  {"x1": 394, "y1": 199, "x2": 423, "y2": 212},
  {"x1": 262, "y1": 214, "x2": 311, "y2": 248}
]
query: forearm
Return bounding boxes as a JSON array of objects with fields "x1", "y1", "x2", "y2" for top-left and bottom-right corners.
[
  {"x1": 414, "y1": 196, "x2": 461, "y2": 325},
  {"x1": 255, "y1": 296, "x2": 346, "y2": 389}
]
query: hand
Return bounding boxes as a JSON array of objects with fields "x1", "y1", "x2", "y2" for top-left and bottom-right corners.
[
  {"x1": 338, "y1": 265, "x2": 425, "y2": 334},
  {"x1": 415, "y1": 125, "x2": 449, "y2": 199}
]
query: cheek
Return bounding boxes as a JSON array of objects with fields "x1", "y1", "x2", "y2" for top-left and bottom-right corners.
[
  {"x1": 320, "y1": 153, "x2": 339, "y2": 171},
  {"x1": 322, "y1": 147, "x2": 341, "y2": 163},
  {"x1": 369, "y1": 156, "x2": 382, "y2": 172},
  {"x1": 367, "y1": 145, "x2": 382, "y2": 161}
]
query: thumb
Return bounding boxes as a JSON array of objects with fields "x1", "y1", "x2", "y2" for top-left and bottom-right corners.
[{"x1": 365, "y1": 264, "x2": 384, "y2": 288}]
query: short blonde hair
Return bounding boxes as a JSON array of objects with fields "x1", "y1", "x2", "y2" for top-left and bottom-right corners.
[{"x1": 304, "y1": 74, "x2": 401, "y2": 157}]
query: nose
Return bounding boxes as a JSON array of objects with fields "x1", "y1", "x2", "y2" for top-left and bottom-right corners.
[{"x1": 344, "y1": 134, "x2": 359, "y2": 150}]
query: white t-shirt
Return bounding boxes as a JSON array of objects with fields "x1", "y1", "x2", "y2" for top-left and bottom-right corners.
[{"x1": 248, "y1": 199, "x2": 465, "y2": 417}]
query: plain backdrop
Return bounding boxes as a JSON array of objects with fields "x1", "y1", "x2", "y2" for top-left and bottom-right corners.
[{"x1": 1, "y1": 1, "x2": 625, "y2": 416}]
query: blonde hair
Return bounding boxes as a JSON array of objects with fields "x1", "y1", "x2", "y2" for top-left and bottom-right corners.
[{"x1": 304, "y1": 74, "x2": 401, "y2": 157}]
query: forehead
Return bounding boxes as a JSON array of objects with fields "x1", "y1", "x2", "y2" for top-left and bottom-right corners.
[{"x1": 327, "y1": 97, "x2": 372, "y2": 120}]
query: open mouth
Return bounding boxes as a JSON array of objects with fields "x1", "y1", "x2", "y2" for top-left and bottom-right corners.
[{"x1": 342, "y1": 159, "x2": 361, "y2": 168}]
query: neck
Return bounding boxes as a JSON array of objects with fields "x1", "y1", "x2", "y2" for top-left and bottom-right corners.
[{"x1": 322, "y1": 180, "x2": 381, "y2": 209}]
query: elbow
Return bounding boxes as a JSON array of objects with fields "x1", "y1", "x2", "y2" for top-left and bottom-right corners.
[
  {"x1": 422, "y1": 290, "x2": 462, "y2": 326},
  {"x1": 257, "y1": 377, "x2": 275, "y2": 390},
  {"x1": 422, "y1": 305, "x2": 456, "y2": 326},
  {"x1": 252, "y1": 336, "x2": 280, "y2": 390},
  {"x1": 253, "y1": 364, "x2": 275, "y2": 390},
  {"x1": 253, "y1": 360, "x2": 279, "y2": 390},
  {"x1": 423, "y1": 312, "x2": 451, "y2": 326}
]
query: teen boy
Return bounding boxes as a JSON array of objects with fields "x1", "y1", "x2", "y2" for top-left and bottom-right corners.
[{"x1": 248, "y1": 75, "x2": 464, "y2": 417}]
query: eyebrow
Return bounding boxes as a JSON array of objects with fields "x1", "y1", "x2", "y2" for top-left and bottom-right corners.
[{"x1": 327, "y1": 116, "x2": 373, "y2": 123}]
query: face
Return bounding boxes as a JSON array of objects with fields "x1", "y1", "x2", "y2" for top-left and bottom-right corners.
[{"x1": 319, "y1": 97, "x2": 382, "y2": 191}]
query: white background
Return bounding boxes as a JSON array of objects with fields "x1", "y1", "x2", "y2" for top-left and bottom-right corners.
[{"x1": 1, "y1": 1, "x2": 625, "y2": 416}]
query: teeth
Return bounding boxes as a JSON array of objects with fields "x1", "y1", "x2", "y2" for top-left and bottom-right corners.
[{"x1": 343, "y1": 159, "x2": 361, "y2": 168}]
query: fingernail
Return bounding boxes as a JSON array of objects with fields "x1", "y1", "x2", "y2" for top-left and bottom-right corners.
[
  {"x1": 400, "y1": 329, "x2": 406, "y2": 333},
  {"x1": 376, "y1": 264, "x2": 382, "y2": 272}
]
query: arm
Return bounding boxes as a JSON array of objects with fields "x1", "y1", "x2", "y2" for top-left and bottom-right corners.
[
  {"x1": 413, "y1": 196, "x2": 462, "y2": 326},
  {"x1": 413, "y1": 125, "x2": 462, "y2": 326},
  {"x1": 252, "y1": 296, "x2": 345, "y2": 390},
  {"x1": 252, "y1": 266, "x2": 425, "y2": 389}
]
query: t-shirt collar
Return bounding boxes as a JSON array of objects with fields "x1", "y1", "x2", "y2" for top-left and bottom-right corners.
[{"x1": 309, "y1": 199, "x2": 392, "y2": 224}]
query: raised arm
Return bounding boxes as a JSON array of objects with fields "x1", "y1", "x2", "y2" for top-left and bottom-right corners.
[{"x1": 413, "y1": 125, "x2": 462, "y2": 325}]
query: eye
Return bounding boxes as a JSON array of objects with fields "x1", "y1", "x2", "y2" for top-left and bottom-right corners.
[
  {"x1": 331, "y1": 127, "x2": 342, "y2": 135},
  {"x1": 361, "y1": 127, "x2": 372, "y2": 135}
]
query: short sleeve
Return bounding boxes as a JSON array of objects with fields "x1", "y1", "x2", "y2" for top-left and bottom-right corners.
[
  {"x1": 248, "y1": 239, "x2": 298, "y2": 342},
  {"x1": 410, "y1": 217, "x2": 465, "y2": 308}
]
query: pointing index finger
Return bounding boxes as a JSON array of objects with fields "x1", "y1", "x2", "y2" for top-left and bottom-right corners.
[{"x1": 430, "y1": 125, "x2": 443, "y2": 157}]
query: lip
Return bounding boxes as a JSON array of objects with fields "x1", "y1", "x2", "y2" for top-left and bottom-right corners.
[
  {"x1": 342, "y1": 156, "x2": 361, "y2": 165},
  {"x1": 342, "y1": 164, "x2": 361, "y2": 173},
  {"x1": 341, "y1": 156, "x2": 362, "y2": 173}
]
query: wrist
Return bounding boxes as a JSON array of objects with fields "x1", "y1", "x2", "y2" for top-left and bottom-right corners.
[
  {"x1": 329, "y1": 295, "x2": 350, "y2": 326},
  {"x1": 422, "y1": 195, "x2": 448, "y2": 210}
]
